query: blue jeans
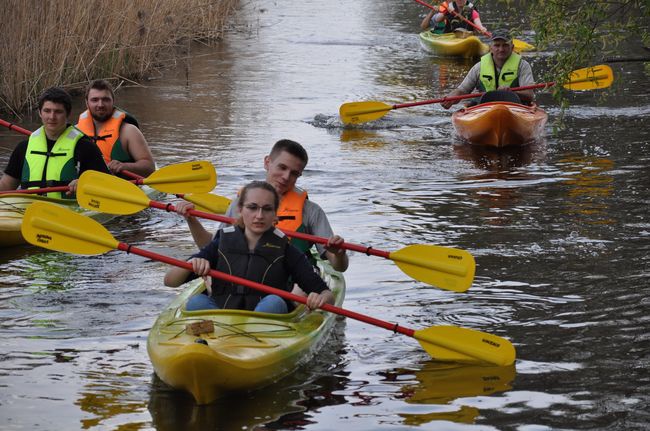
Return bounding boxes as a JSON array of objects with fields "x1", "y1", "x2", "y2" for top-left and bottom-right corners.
[{"x1": 185, "y1": 293, "x2": 288, "y2": 314}]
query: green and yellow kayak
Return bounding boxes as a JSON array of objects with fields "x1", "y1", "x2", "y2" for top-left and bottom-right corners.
[
  {"x1": 147, "y1": 256, "x2": 346, "y2": 405},
  {"x1": 419, "y1": 31, "x2": 489, "y2": 58},
  {"x1": 0, "y1": 186, "x2": 161, "y2": 248}
]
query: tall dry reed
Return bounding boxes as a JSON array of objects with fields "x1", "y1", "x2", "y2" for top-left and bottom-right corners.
[{"x1": 0, "y1": 0, "x2": 239, "y2": 115}]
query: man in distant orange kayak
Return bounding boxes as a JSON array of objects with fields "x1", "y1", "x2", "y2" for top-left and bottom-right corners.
[
  {"x1": 76, "y1": 79, "x2": 155, "y2": 177},
  {"x1": 421, "y1": 0, "x2": 487, "y2": 34},
  {"x1": 0, "y1": 87, "x2": 109, "y2": 198},
  {"x1": 441, "y1": 29, "x2": 535, "y2": 109}
]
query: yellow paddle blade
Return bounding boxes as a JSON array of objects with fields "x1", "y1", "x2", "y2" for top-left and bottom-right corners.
[
  {"x1": 339, "y1": 101, "x2": 393, "y2": 125},
  {"x1": 77, "y1": 170, "x2": 149, "y2": 215},
  {"x1": 182, "y1": 193, "x2": 232, "y2": 214},
  {"x1": 142, "y1": 160, "x2": 217, "y2": 194},
  {"x1": 513, "y1": 38, "x2": 535, "y2": 52},
  {"x1": 389, "y1": 244, "x2": 475, "y2": 292},
  {"x1": 414, "y1": 326, "x2": 516, "y2": 366},
  {"x1": 563, "y1": 64, "x2": 613, "y2": 90},
  {"x1": 21, "y1": 201, "x2": 118, "y2": 255}
]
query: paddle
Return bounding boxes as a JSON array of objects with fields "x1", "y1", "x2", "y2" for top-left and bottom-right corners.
[
  {"x1": 21, "y1": 200, "x2": 515, "y2": 365},
  {"x1": 118, "y1": 169, "x2": 230, "y2": 214},
  {"x1": 0, "y1": 118, "x2": 228, "y2": 212},
  {"x1": 413, "y1": 0, "x2": 535, "y2": 52},
  {"x1": 76, "y1": 170, "x2": 475, "y2": 292},
  {"x1": 340, "y1": 64, "x2": 614, "y2": 124},
  {"x1": 0, "y1": 160, "x2": 217, "y2": 199},
  {"x1": 0, "y1": 118, "x2": 32, "y2": 136}
]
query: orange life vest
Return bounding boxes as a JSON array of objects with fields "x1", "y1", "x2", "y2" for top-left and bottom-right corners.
[
  {"x1": 276, "y1": 188, "x2": 307, "y2": 232},
  {"x1": 76, "y1": 109, "x2": 126, "y2": 163}
]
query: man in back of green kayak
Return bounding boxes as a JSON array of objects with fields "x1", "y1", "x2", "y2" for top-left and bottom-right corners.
[
  {"x1": 441, "y1": 29, "x2": 535, "y2": 108},
  {"x1": 421, "y1": 0, "x2": 487, "y2": 34},
  {"x1": 174, "y1": 139, "x2": 349, "y2": 274},
  {"x1": 0, "y1": 87, "x2": 110, "y2": 198},
  {"x1": 76, "y1": 79, "x2": 155, "y2": 177}
]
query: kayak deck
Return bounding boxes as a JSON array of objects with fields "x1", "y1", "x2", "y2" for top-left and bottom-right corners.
[
  {"x1": 147, "y1": 256, "x2": 346, "y2": 405},
  {"x1": 451, "y1": 102, "x2": 548, "y2": 148}
]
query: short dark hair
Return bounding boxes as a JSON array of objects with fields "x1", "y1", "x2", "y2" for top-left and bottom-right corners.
[
  {"x1": 269, "y1": 139, "x2": 308, "y2": 166},
  {"x1": 37, "y1": 87, "x2": 72, "y2": 115},
  {"x1": 85, "y1": 79, "x2": 115, "y2": 100}
]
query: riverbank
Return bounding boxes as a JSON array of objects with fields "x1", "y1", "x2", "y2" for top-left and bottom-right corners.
[{"x1": 0, "y1": 0, "x2": 239, "y2": 115}]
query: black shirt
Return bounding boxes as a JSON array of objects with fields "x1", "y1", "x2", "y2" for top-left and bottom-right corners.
[{"x1": 3, "y1": 127, "x2": 109, "y2": 180}]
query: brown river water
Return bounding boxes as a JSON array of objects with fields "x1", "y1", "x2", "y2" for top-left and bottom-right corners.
[{"x1": 1, "y1": 1, "x2": 649, "y2": 430}]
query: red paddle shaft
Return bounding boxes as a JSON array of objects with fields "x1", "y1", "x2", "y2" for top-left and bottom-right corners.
[
  {"x1": 117, "y1": 241, "x2": 415, "y2": 337},
  {"x1": 147, "y1": 200, "x2": 391, "y2": 259},
  {"x1": 392, "y1": 82, "x2": 555, "y2": 110}
]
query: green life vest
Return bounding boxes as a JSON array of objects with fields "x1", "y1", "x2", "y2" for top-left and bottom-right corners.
[
  {"x1": 21, "y1": 125, "x2": 84, "y2": 199},
  {"x1": 479, "y1": 53, "x2": 521, "y2": 92}
]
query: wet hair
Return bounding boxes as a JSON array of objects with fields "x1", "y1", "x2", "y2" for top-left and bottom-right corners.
[
  {"x1": 236, "y1": 181, "x2": 280, "y2": 228},
  {"x1": 269, "y1": 139, "x2": 308, "y2": 166},
  {"x1": 37, "y1": 87, "x2": 72, "y2": 115},
  {"x1": 85, "y1": 79, "x2": 115, "y2": 101}
]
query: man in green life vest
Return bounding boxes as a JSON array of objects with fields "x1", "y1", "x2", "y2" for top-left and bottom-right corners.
[
  {"x1": 0, "y1": 87, "x2": 110, "y2": 198},
  {"x1": 440, "y1": 29, "x2": 535, "y2": 109}
]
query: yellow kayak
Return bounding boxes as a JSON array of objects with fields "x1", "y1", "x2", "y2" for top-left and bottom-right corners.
[
  {"x1": 0, "y1": 186, "x2": 161, "y2": 248},
  {"x1": 147, "y1": 255, "x2": 346, "y2": 405},
  {"x1": 419, "y1": 31, "x2": 488, "y2": 58}
]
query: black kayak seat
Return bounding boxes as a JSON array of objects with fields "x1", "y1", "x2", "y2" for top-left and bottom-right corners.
[{"x1": 479, "y1": 90, "x2": 522, "y2": 105}]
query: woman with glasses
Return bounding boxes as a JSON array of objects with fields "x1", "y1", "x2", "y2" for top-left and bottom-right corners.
[{"x1": 164, "y1": 180, "x2": 334, "y2": 313}]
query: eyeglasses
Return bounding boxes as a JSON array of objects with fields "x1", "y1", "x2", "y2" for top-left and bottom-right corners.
[{"x1": 243, "y1": 203, "x2": 275, "y2": 214}]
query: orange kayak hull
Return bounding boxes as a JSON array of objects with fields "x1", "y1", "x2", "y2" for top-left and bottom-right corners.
[{"x1": 451, "y1": 102, "x2": 548, "y2": 148}]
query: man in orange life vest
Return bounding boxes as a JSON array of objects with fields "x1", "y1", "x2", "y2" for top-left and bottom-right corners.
[
  {"x1": 174, "y1": 139, "x2": 349, "y2": 273},
  {"x1": 0, "y1": 87, "x2": 109, "y2": 197},
  {"x1": 76, "y1": 80, "x2": 155, "y2": 177}
]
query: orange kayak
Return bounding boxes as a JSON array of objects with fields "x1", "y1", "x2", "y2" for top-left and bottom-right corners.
[{"x1": 451, "y1": 102, "x2": 548, "y2": 148}]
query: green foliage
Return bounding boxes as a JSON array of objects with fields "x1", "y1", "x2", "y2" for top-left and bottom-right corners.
[{"x1": 497, "y1": 0, "x2": 649, "y2": 103}]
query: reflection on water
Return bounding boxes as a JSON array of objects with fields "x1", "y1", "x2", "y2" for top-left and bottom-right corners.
[
  {"x1": 385, "y1": 362, "x2": 516, "y2": 426},
  {"x1": 559, "y1": 154, "x2": 615, "y2": 225},
  {"x1": 454, "y1": 141, "x2": 546, "y2": 172}
]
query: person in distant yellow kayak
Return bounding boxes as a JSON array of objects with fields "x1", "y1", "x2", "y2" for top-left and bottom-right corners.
[
  {"x1": 441, "y1": 29, "x2": 535, "y2": 109},
  {"x1": 421, "y1": 0, "x2": 487, "y2": 34},
  {"x1": 165, "y1": 180, "x2": 335, "y2": 313},
  {"x1": 76, "y1": 79, "x2": 155, "y2": 177},
  {"x1": 0, "y1": 87, "x2": 109, "y2": 198}
]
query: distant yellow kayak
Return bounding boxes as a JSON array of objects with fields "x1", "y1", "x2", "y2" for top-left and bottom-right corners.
[
  {"x1": 419, "y1": 31, "x2": 488, "y2": 58},
  {"x1": 147, "y1": 255, "x2": 346, "y2": 405}
]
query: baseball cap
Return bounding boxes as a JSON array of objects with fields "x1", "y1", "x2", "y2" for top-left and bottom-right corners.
[{"x1": 490, "y1": 29, "x2": 512, "y2": 42}]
